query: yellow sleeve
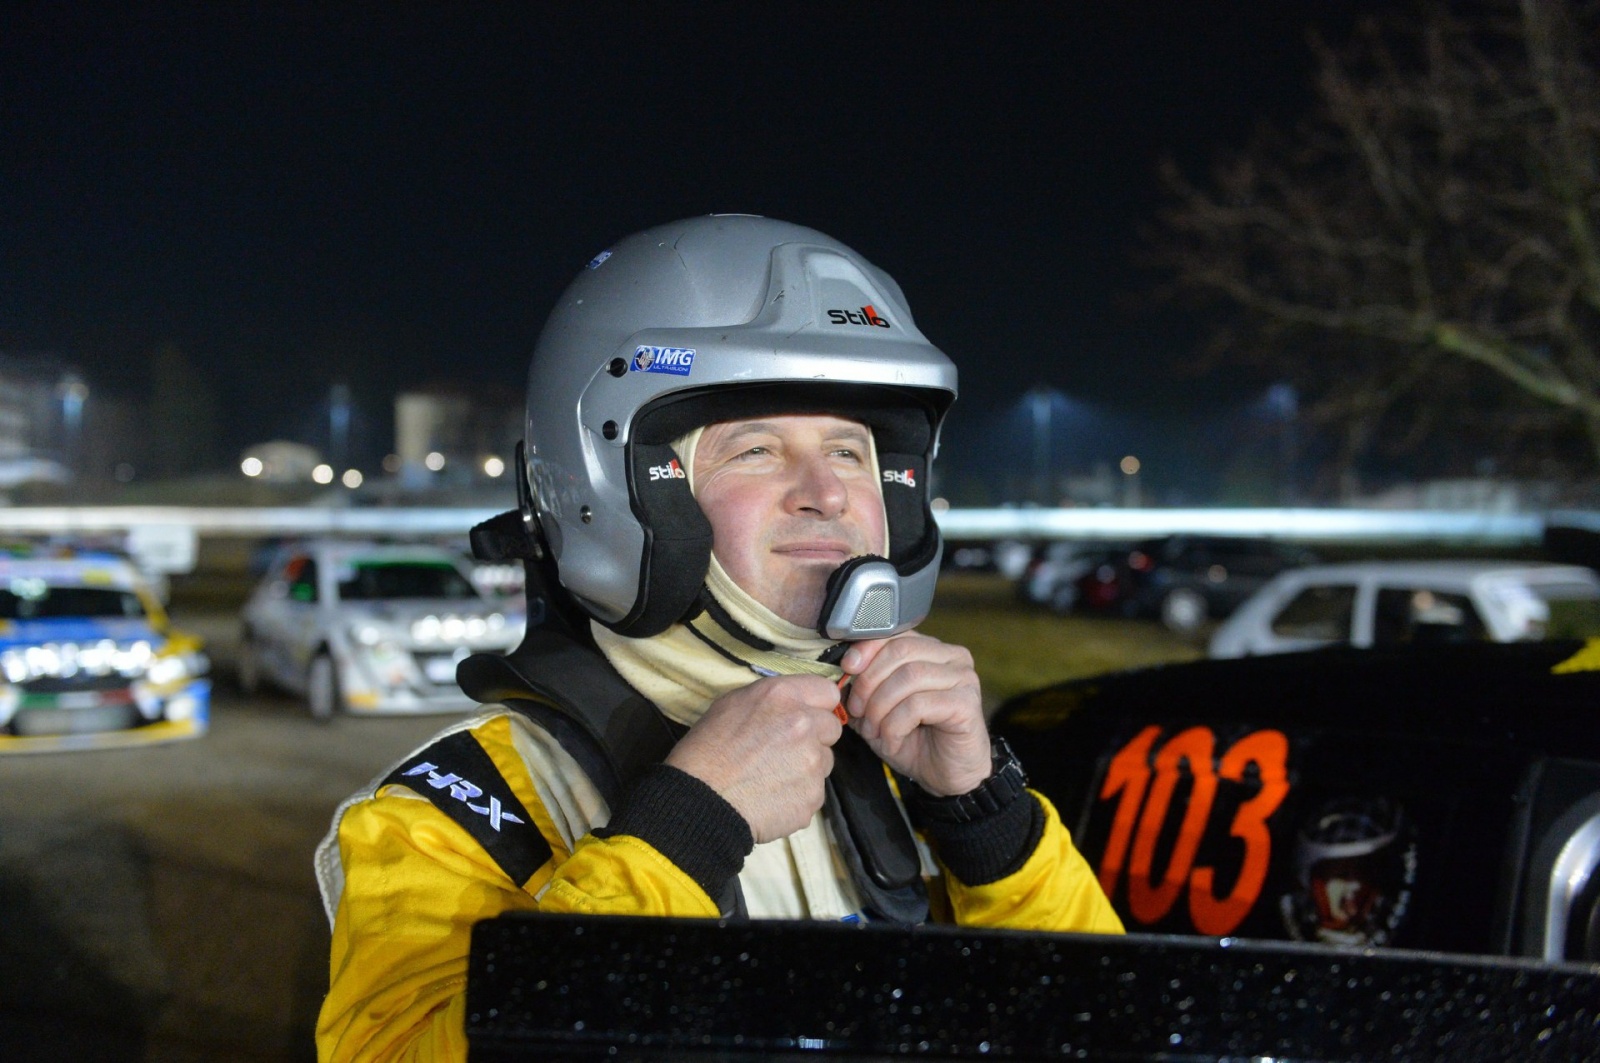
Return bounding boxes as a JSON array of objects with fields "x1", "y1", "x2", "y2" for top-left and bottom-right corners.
[
  {"x1": 315, "y1": 718, "x2": 721, "y2": 1063},
  {"x1": 943, "y1": 790, "x2": 1125, "y2": 935}
]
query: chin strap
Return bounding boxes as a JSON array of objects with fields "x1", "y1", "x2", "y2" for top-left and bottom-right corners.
[
  {"x1": 684, "y1": 589, "x2": 845, "y2": 680},
  {"x1": 680, "y1": 589, "x2": 930, "y2": 922}
]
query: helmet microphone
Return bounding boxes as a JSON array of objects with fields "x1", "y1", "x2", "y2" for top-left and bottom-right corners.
[{"x1": 820, "y1": 555, "x2": 911, "y2": 641}]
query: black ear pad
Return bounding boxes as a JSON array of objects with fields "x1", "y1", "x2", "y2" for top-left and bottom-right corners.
[
  {"x1": 876, "y1": 450, "x2": 935, "y2": 575},
  {"x1": 612, "y1": 441, "x2": 712, "y2": 637}
]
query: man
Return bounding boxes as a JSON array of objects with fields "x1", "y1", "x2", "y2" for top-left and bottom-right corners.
[{"x1": 314, "y1": 215, "x2": 1121, "y2": 1062}]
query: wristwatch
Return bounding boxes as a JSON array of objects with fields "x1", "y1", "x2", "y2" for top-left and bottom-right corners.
[{"x1": 905, "y1": 736, "x2": 1029, "y2": 825}]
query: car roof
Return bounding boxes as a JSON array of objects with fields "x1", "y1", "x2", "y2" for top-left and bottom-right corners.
[
  {"x1": 1270, "y1": 559, "x2": 1599, "y2": 586},
  {"x1": 0, "y1": 549, "x2": 143, "y2": 590}
]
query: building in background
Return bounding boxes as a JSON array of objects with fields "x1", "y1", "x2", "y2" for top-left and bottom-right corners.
[
  {"x1": 392, "y1": 387, "x2": 519, "y2": 490},
  {"x1": 0, "y1": 353, "x2": 83, "y2": 489},
  {"x1": 239, "y1": 440, "x2": 324, "y2": 483}
]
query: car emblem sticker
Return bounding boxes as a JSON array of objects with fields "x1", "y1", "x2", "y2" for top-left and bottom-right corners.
[{"x1": 1278, "y1": 795, "x2": 1417, "y2": 948}]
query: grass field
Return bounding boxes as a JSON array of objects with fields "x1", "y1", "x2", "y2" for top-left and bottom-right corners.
[{"x1": 919, "y1": 572, "x2": 1204, "y2": 709}]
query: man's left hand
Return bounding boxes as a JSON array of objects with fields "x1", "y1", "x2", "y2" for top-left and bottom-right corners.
[{"x1": 839, "y1": 633, "x2": 990, "y2": 797}]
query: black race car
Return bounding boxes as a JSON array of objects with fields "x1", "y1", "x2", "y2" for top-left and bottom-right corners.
[
  {"x1": 992, "y1": 638, "x2": 1600, "y2": 961},
  {"x1": 463, "y1": 642, "x2": 1600, "y2": 1060}
]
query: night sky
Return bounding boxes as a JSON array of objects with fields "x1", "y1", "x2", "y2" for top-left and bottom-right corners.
[{"x1": 2, "y1": 2, "x2": 1378, "y2": 494}]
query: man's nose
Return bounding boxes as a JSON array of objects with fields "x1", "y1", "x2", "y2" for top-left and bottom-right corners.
[{"x1": 787, "y1": 455, "x2": 849, "y2": 518}]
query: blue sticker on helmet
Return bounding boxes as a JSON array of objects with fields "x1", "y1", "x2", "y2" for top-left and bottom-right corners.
[
  {"x1": 586, "y1": 249, "x2": 613, "y2": 270},
  {"x1": 630, "y1": 345, "x2": 696, "y2": 376}
]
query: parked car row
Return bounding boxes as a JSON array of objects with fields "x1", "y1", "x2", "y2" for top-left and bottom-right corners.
[{"x1": 1019, "y1": 534, "x2": 1318, "y2": 633}]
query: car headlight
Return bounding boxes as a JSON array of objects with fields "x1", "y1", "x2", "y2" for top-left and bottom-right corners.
[{"x1": 145, "y1": 651, "x2": 209, "y2": 687}]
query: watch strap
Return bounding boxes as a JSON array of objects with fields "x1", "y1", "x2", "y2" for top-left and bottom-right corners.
[{"x1": 904, "y1": 736, "x2": 1028, "y2": 826}]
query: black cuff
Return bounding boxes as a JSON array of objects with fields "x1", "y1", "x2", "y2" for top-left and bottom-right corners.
[
  {"x1": 923, "y1": 791, "x2": 1044, "y2": 886},
  {"x1": 594, "y1": 764, "x2": 754, "y2": 899}
]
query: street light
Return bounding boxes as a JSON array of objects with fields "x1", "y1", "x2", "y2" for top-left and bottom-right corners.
[
  {"x1": 329, "y1": 383, "x2": 351, "y2": 470},
  {"x1": 1027, "y1": 385, "x2": 1052, "y2": 505},
  {"x1": 1262, "y1": 383, "x2": 1299, "y2": 505},
  {"x1": 1120, "y1": 455, "x2": 1142, "y2": 508}
]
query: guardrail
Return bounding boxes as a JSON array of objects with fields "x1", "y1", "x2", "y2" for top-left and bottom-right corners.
[{"x1": 1, "y1": 504, "x2": 1595, "y2": 544}]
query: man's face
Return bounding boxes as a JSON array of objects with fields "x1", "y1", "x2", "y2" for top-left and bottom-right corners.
[{"x1": 693, "y1": 414, "x2": 886, "y2": 628}]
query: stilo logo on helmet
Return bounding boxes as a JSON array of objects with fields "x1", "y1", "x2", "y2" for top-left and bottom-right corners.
[{"x1": 826, "y1": 305, "x2": 891, "y2": 328}]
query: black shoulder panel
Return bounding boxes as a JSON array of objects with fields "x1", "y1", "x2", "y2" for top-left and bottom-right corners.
[
  {"x1": 459, "y1": 629, "x2": 682, "y2": 806},
  {"x1": 381, "y1": 729, "x2": 553, "y2": 889}
]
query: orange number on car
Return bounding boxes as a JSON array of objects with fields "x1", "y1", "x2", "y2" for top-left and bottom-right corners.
[
  {"x1": 1189, "y1": 729, "x2": 1290, "y2": 935},
  {"x1": 1096, "y1": 726, "x2": 1291, "y2": 936},
  {"x1": 1096, "y1": 725, "x2": 1160, "y2": 897},
  {"x1": 1127, "y1": 727, "x2": 1217, "y2": 924}
]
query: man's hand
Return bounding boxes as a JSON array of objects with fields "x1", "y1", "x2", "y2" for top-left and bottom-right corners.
[
  {"x1": 840, "y1": 633, "x2": 990, "y2": 797},
  {"x1": 664, "y1": 674, "x2": 843, "y2": 844}
]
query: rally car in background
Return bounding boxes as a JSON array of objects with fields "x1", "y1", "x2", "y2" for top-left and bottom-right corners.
[
  {"x1": 0, "y1": 544, "x2": 210, "y2": 753},
  {"x1": 238, "y1": 540, "x2": 525, "y2": 718},
  {"x1": 992, "y1": 638, "x2": 1600, "y2": 963}
]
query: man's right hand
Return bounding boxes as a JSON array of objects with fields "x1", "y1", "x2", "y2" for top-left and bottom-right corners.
[{"x1": 664, "y1": 674, "x2": 843, "y2": 844}]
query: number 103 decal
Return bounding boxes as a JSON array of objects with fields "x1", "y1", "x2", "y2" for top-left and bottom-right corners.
[{"x1": 1096, "y1": 725, "x2": 1291, "y2": 936}]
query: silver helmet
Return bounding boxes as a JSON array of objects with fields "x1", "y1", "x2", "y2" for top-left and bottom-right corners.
[{"x1": 524, "y1": 214, "x2": 958, "y2": 637}]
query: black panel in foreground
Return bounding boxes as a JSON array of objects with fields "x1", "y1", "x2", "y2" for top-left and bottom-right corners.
[{"x1": 466, "y1": 913, "x2": 1600, "y2": 1061}]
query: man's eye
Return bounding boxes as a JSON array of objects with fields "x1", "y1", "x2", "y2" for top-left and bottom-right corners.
[{"x1": 832, "y1": 448, "x2": 863, "y2": 462}]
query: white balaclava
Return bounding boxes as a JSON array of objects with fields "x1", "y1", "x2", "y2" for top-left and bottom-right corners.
[{"x1": 589, "y1": 423, "x2": 885, "y2": 724}]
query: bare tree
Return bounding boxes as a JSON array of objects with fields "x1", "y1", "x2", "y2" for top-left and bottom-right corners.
[{"x1": 1156, "y1": 0, "x2": 1600, "y2": 486}]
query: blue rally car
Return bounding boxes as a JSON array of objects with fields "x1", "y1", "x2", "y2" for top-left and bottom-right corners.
[{"x1": 0, "y1": 544, "x2": 210, "y2": 753}]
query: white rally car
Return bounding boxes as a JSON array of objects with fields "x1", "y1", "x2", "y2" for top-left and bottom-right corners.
[
  {"x1": 238, "y1": 540, "x2": 525, "y2": 718},
  {"x1": 0, "y1": 544, "x2": 210, "y2": 753}
]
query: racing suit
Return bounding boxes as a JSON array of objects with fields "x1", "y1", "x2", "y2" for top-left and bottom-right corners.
[{"x1": 315, "y1": 637, "x2": 1122, "y2": 1063}]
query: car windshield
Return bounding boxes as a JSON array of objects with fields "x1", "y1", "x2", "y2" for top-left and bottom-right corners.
[
  {"x1": 0, "y1": 583, "x2": 145, "y2": 619},
  {"x1": 336, "y1": 560, "x2": 477, "y2": 602}
]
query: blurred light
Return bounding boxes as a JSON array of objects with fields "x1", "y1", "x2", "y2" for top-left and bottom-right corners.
[
  {"x1": 424, "y1": 451, "x2": 446, "y2": 472},
  {"x1": 930, "y1": 497, "x2": 950, "y2": 513},
  {"x1": 312, "y1": 464, "x2": 334, "y2": 485},
  {"x1": 482, "y1": 455, "x2": 505, "y2": 478},
  {"x1": 114, "y1": 463, "x2": 135, "y2": 483},
  {"x1": 241, "y1": 456, "x2": 264, "y2": 478},
  {"x1": 1120, "y1": 455, "x2": 1141, "y2": 476},
  {"x1": 382, "y1": 453, "x2": 402, "y2": 474},
  {"x1": 342, "y1": 469, "x2": 364, "y2": 489}
]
